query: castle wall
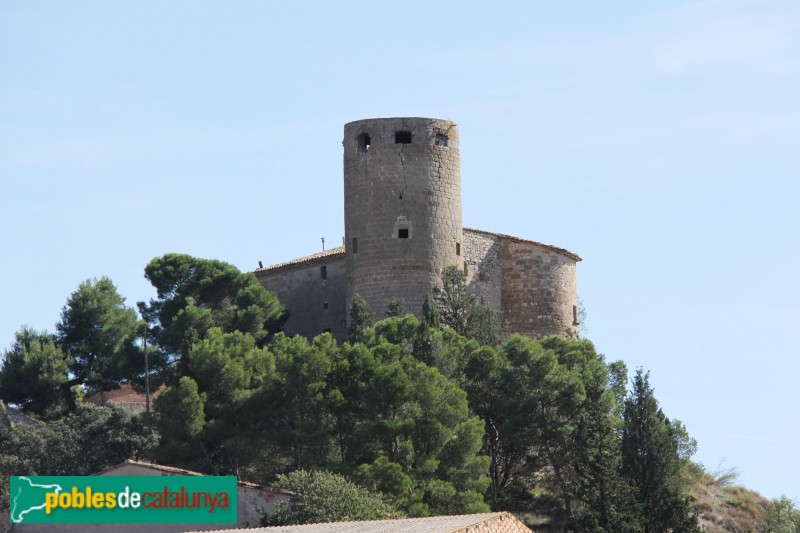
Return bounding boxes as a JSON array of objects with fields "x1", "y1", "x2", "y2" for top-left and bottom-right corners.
[
  {"x1": 463, "y1": 229, "x2": 502, "y2": 315},
  {"x1": 500, "y1": 238, "x2": 578, "y2": 338},
  {"x1": 343, "y1": 118, "x2": 463, "y2": 322},
  {"x1": 255, "y1": 252, "x2": 347, "y2": 341}
]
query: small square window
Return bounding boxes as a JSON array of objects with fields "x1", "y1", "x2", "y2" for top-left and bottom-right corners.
[
  {"x1": 395, "y1": 131, "x2": 412, "y2": 144},
  {"x1": 398, "y1": 228, "x2": 409, "y2": 239},
  {"x1": 358, "y1": 133, "x2": 370, "y2": 152},
  {"x1": 435, "y1": 134, "x2": 448, "y2": 147}
]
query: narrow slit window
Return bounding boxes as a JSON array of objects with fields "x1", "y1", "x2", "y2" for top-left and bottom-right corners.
[
  {"x1": 573, "y1": 305, "x2": 579, "y2": 325},
  {"x1": 323, "y1": 301, "x2": 329, "y2": 310},
  {"x1": 463, "y1": 262, "x2": 468, "y2": 276},
  {"x1": 435, "y1": 134, "x2": 448, "y2": 147},
  {"x1": 395, "y1": 131, "x2": 412, "y2": 144},
  {"x1": 352, "y1": 237, "x2": 358, "y2": 253},
  {"x1": 398, "y1": 228, "x2": 409, "y2": 239},
  {"x1": 358, "y1": 133, "x2": 370, "y2": 152},
  {"x1": 320, "y1": 265, "x2": 327, "y2": 280},
  {"x1": 456, "y1": 242, "x2": 461, "y2": 256}
]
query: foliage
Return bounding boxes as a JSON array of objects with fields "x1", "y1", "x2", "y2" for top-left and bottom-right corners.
[
  {"x1": 141, "y1": 254, "x2": 286, "y2": 377},
  {"x1": 57, "y1": 277, "x2": 142, "y2": 396},
  {"x1": 261, "y1": 470, "x2": 391, "y2": 526},
  {"x1": 432, "y1": 265, "x2": 502, "y2": 346},
  {"x1": 622, "y1": 369, "x2": 700, "y2": 532},
  {"x1": 0, "y1": 328, "x2": 70, "y2": 419},
  {"x1": 347, "y1": 294, "x2": 374, "y2": 343},
  {"x1": 765, "y1": 496, "x2": 800, "y2": 533},
  {"x1": 386, "y1": 297, "x2": 406, "y2": 317},
  {"x1": 1, "y1": 278, "x2": 143, "y2": 416},
  {"x1": 153, "y1": 376, "x2": 206, "y2": 468},
  {"x1": 0, "y1": 404, "x2": 156, "y2": 508}
]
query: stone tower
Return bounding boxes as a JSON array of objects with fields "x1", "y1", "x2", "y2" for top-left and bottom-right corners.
[{"x1": 343, "y1": 117, "x2": 463, "y2": 323}]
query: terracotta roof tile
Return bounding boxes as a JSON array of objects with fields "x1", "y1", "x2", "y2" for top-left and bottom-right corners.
[{"x1": 254, "y1": 246, "x2": 346, "y2": 274}]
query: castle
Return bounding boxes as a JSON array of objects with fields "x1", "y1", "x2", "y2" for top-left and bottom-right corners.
[{"x1": 254, "y1": 117, "x2": 581, "y2": 342}]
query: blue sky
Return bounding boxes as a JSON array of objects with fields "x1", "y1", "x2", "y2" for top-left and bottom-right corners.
[{"x1": 1, "y1": 1, "x2": 798, "y2": 500}]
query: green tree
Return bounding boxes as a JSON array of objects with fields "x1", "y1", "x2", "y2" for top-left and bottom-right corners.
[
  {"x1": 153, "y1": 376, "x2": 206, "y2": 468},
  {"x1": 141, "y1": 254, "x2": 287, "y2": 377},
  {"x1": 432, "y1": 266, "x2": 501, "y2": 345},
  {"x1": 765, "y1": 496, "x2": 800, "y2": 533},
  {"x1": 621, "y1": 369, "x2": 699, "y2": 533},
  {"x1": 57, "y1": 277, "x2": 142, "y2": 411},
  {"x1": 386, "y1": 297, "x2": 406, "y2": 317},
  {"x1": 0, "y1": 328, "x2": 70, "y2": 419},
  {"x1": 347, "y1": 294, "x2": 374, "y2": 343},
  {"x1": 0, "y1": 404, "x2": 156, "y2": 508},
  {"x1": 261, "y1": 470, "x2": 391, "y2": 526}
]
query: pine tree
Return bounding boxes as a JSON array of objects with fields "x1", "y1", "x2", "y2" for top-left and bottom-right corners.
[
  {"x1": 621, "y1": 369, "x2": 699, "y2": 532},
  {"x1": 347, "y1": 294, "x2": 374, "y2": 344}
]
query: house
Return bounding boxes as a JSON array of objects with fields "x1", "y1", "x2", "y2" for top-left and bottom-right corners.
[{"x1": 2, "y1": 460, "x2": 291, "y2": 533}]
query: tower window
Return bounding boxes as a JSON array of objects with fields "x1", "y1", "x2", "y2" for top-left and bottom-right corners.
[
  {"x1": 435, "y1": 134, "x2": 448, "y2": 147},
  {"x1": 320, "y1": 265, "x2": 327, "y2": 279},
  {"x1": 463, "y1": 262, "x2": 468, "y2": 276},
  {"x1": 323, "y1": 301, "x2": 329, "y2": 310},
  {"x1": 352, "y1": 237, "x2": 358, "y2": 253},
  {"x1": 395, "y1": 131, "x2": 412, "y2": 144},
  {"x1": 358, "y1": 133, "x2": 370, "y2": 152},
  {"x1": 398, "y1": 228, "x2": 409, "y2": 239},
  {"x1": 573, "y1": 305, "x2": 579, "y2": 325},
  {"x1": 456, "y1": 242, "x2": 461, "y2": 256}
]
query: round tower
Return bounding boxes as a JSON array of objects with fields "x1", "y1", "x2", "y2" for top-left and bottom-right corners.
[{"x1": 344, "y1": 117, "x2": 463, "y2": 326}]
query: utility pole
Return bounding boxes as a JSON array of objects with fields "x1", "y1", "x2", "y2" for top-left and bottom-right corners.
[{"x1": 144, "y1": 323, "x2": 150, "y2": 416}]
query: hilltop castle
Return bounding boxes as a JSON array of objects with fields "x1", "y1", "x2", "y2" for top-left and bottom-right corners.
[{"x1": 254, "y1": 117, "x2": 581, "y2": 342}]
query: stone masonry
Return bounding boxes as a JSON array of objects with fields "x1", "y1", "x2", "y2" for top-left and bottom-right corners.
[{"x1": 254, "y1": 117, "x2": 581, "y2": 342}]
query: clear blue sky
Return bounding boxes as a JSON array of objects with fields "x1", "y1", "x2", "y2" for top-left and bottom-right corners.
[{"x1": 1, "y1": 1, "x2": 798, "y2": 501}]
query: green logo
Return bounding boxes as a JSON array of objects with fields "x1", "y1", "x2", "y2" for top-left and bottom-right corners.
[{"x1": 9, "y1": 476, "x2": 237, "y2": 524}]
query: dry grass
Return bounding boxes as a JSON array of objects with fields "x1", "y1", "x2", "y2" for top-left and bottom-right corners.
[{"x1": 691, "y1": 478, "x2": 769, "y2": 532}]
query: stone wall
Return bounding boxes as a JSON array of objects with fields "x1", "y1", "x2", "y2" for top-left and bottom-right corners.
[
  {"x1": 463, "y1": 229, "x2": 502, "y2": 315},
  {"x1": 500, "y1": 238, "x2": 578, "y2": 338},
  {"x1": 255, "y1": 250, "x2": 347, "y2": 342},
  {"x1": 343, "y1": 117, "x2": 463, "y2": 324}
]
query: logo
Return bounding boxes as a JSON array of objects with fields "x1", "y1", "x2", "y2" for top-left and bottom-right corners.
[{"x1": 9, "y1": 476, "x2": 237, "y2": 524}]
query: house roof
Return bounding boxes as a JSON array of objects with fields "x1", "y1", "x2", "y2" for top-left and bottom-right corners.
[
  {"x1": 189, "y1": 512, "x2": 532, "y2": 533},
  {"x1": 253, "y1": 227, "x2": 580, "y2": 276},
  {"x1": 1, "y1": 407, "x2": 45, "y2": 430},
  {"x1": 254, "y1": 246, "x2": 346, "y2": 274},
  {"x1": 464, "y1": 227, "x2": 582, "y2": 262},
  {"x1": 95, "y1": 460, "x2": 282, "y2": 491}
]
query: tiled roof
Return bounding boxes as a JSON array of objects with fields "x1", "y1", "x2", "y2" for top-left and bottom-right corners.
[
  {"x1": 252, "y1": 228, "x2": 580, "y2": 276},
  {"x1": 2, "y1": 408, "x2": 45, "y2": 430},
  {"x1": 95, "y1": 460, "x2": 282, "y2": 491},
  {"x1": 189, "y1": 512, "x2": 532, "y2": 533},
  {"x1": 464, "y1": 227, "x2": 582, "y2": 262},
  {"x1": 254, "y1": 246, "x2": 346, "y2": 274}
]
